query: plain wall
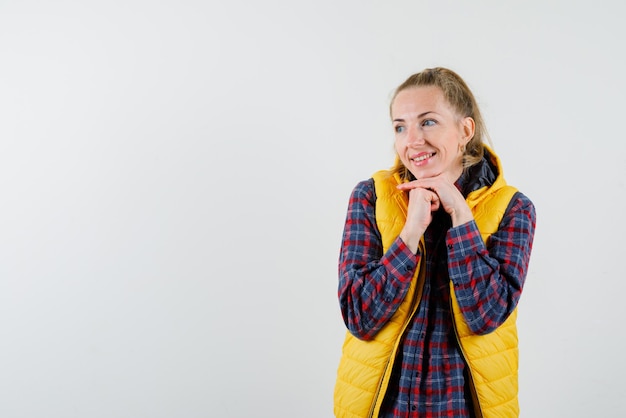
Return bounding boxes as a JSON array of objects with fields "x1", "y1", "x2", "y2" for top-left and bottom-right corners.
[{"x1": 1, "y1": 1, "x2": 625, "y2": 417}]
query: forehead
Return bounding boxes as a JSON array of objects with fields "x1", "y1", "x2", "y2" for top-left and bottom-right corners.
[{"x1": 391, "y1": 86, "x2": 451, "y2": 117}]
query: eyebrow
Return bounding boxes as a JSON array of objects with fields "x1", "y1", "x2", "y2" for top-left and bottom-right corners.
[{"x1": 392, "y1": 111, "x2": 437, "y2": 123}]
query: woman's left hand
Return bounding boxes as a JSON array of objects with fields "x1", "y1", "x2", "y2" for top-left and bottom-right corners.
[{"x1": 397, "y1": 175, "x2": 474, "y2": 227}]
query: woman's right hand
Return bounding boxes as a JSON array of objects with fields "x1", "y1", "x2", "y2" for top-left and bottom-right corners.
[{"x1": 398, "y1": 184, "x2": 439, "y2": 253}]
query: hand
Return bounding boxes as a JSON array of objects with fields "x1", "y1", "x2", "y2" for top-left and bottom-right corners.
[
  {"x1": 397, "y1": 175, "x2": 473, "y2": 227},
  {"x1": 396, "y1": 186, "x2": 438, "y2": 253}
]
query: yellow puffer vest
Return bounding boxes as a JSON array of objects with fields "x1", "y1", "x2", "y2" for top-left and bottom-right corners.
[{"x1": 334, "y1": 151, "x2": 520, "y2": 418}]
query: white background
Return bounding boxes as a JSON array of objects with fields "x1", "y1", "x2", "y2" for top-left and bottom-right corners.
[{"x1": 1, "y1": 1, "x2": 625, "y2": 417}]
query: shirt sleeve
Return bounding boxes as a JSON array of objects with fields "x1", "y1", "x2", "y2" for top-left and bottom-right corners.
[
  {"x1": 447, "y1": 192, "x2": 536, "y2": 335},
  {"x1": 338, "y1": 179, "x2": 419, "y2": 341}
]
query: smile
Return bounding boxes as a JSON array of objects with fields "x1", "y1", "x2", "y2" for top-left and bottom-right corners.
[{"x1": 412, "y1": 152, "x2": 436, "y2": 162}]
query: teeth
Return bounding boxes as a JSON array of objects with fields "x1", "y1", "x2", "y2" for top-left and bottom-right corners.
[{"x1": 413, "y1": 153, "x2": 434, "y2": 162}]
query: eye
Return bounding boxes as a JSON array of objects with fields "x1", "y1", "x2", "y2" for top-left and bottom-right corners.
[
  {"x1": 422, "y1": 119, "x2": 436, "y2": 127},
  {"x1": 394, "y1": 125, "x2": 405, "y2": 133}
]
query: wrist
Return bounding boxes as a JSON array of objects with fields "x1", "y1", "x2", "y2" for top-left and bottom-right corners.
[
  {"x1": 399, "y1": 230, "x2": 421, "y2": 254},
  {"x1": 450, "y1": 206, "x2": 473, "y2": 226}
]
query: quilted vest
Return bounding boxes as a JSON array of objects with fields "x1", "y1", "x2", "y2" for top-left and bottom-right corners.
[{"x1": 334, "y1": 151, "x2": 520, "y2": 418}]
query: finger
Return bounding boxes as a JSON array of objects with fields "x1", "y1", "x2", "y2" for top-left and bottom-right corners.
[
  {"x1": 430, "y1": 198, "x2": 441, "y2": 211},
  {"x1": 425, "y1": 190, "x2": 439, "y2": 208},
  {"x1": 398, "y1": 184, "x2": 437, "y2": 196},
  {"x1": 396, "y1": 183, "x2": 417, "y2": 191}
]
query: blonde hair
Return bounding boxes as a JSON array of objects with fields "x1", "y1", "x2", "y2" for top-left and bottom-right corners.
[{"x1": 389, "y1": 67, "x2": 489, "y2": 181}]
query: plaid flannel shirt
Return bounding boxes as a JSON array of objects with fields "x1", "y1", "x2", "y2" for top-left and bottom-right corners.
[{"x1": 338, "y1": 174, "x2": 536, "y2": 417}]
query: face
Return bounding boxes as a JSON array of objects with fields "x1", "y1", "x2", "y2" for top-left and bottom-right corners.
[{"x1": 391, "y1": 86, "x2": 474, "y2": 182}]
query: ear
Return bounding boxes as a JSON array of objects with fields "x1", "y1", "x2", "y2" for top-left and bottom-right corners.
[{"x1": 461, "y1": 117, "x2": 475, "y2": 146}]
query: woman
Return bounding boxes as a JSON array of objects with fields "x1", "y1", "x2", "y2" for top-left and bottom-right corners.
[{"x1": 334, "y1": 67, "x2": 536, "y2": 418}]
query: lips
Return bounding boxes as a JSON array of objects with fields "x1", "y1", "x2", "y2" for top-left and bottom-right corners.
[{"x1": 411, "y1": 152, "x2": 436, "y2": 163}]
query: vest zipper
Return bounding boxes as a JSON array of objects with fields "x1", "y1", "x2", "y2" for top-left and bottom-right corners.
[
  {"x1": 367, "y1": 353, "x2": 392, "y2": 418},
  {"x1": 368, "y1": 240, "x2": 426, "y2": 418},
  {"x1": 450, "y1": 299, "x2": 484, "y2": 418}
]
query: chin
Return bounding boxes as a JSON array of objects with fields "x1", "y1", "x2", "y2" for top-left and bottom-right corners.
[{"x1": 411, "y1": 169, "x2": 439, "y2": 180}]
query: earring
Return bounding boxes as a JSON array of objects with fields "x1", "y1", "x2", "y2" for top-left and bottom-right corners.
[{"x1": 459, "y1": 143, "x2": 466, "y2": 153}]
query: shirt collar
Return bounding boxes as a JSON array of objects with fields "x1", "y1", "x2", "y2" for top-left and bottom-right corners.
[{"x1": 456, "y1": 148, "x2": 498, "y2": 197}]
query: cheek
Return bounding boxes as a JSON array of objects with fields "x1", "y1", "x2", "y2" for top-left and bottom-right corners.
[
  {"x1": 394, "y1": 141, "x2": 406, "y2": 161},
  {"x1": 394, "y1": 137, "x2": 405, "y2": 153}
]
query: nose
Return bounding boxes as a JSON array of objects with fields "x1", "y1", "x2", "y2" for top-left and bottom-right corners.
[{"x1": 407, "y1": 126, "x2": 425, "y2": 146}]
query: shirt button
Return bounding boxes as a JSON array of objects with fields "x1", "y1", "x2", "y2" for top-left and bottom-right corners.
[
  {"x1": 447, "y1": 244, "x2": 453, "y2": 250},
  {"x1": 411, "y1": 405, "x2": 417, "y2": 411}
]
